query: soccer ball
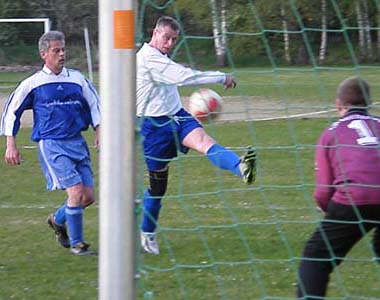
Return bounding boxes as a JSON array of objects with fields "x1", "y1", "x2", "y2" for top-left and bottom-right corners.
[{"x1": 188, "y1": 88, "x2": 223, "y2": 122}]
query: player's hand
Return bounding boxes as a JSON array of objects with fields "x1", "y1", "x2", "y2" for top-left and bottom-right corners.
[
  {"x1": 224, "y1": 75, "x2": 237, "y2": 89},
  {"x1": 4, "y1": 146, "x2": 22, "y2": 165}
]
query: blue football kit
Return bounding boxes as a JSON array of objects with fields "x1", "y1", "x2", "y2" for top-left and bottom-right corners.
[{"x1": 1, "y1": 65, "x2": 100, "y2": 248}]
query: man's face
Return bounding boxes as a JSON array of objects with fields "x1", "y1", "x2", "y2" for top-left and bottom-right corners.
[
  {"x1": 40, "y1": 40, "x2": 66, "y2": 74},
  {"x1": 152, "y1": 25, "x2": 179, "y2": 54}
]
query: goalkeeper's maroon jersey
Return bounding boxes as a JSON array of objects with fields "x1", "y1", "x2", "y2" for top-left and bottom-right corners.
[{"x1": 314, "y1": 110, "x2": 380, "y2": 211}]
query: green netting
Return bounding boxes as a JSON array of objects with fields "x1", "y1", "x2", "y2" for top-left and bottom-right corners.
[{"x1": 136, "y1": 1, "x2": 380, "y2": 299}]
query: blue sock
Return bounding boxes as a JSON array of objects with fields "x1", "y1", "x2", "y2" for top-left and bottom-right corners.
[
  {"x1": 206, "y1": 144, "x2": 241, "y2": 176},
  {"x1": 54, "y1": 200, "x2": 67, "y2": 225},
  {"x1": 141, "y1": 190, "x2": 162, "y2": 233},
  {"x1": 65, "y1": 206, "x2": 84, "y2": 246}
]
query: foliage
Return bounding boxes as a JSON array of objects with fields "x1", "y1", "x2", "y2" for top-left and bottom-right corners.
[
  {"x1": 0, "y1": 0, "x2": 97, "y2": 45},
  {"x1": 2, "y1": 0, "x2": 380, "y2": 66}
]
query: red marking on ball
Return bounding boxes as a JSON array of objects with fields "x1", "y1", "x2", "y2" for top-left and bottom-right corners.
[
  {"x1": 188, "y1": 88, "x2": 223, "y2": 123},
  {"x1": 208, "y1": 98, "x2": 219, "y2": 112}
]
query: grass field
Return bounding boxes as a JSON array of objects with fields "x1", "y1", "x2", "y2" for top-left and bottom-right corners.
[{"x1": 1, "y1": 67, "x2": 380, "y2": 299}]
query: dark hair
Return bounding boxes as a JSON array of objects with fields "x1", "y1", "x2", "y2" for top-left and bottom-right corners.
[
  {"x1": 155, "y1": 16, "x2": 180, "y2": 32},
  {"x1": 337, "y1": 76, "x2": 371, "y2": 107}
]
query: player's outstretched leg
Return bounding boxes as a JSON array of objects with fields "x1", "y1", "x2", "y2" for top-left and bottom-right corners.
[
  {"x1": 206, "y1": 144, "x2": 257, "y2": 184},
  {"x1": 239, "y1": 146, "x2": 257, "y2": 184}
]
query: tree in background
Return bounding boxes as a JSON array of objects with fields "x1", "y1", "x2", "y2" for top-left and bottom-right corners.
[
  {"x1": 357, "y1": 0, "x2": 373, "y2": 62},
  {"x1": 0, "y1": 0, "x2": 34, "y2": 45},
  {"x1": 377, "y1": 0, "x2": 380, "y2": 58},
  {"x1": 210, "y1": 0, "x2": 227, "y2": 67},
  {"x1": 2, "y1": 0, "x2": 380, "y2": 66},
  {"x1": 319, "y1": 0, "x2": 328, "y2": 63},
  {"x1": 281, "y1": 0, "x2": 291, "y2": 64}
]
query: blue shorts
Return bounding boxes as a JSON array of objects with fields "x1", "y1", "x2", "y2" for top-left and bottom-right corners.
[
  {"x1": 140, "y1": 108, "x2": 203, "y2": 171},
  {"x1": 37, "y1": 135, "x2": 94, "y2": 190}
]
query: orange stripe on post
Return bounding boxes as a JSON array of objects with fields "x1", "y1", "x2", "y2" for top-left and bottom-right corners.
[{"x1": 113, "y1": 10, "x2": 134, "y2": 49}]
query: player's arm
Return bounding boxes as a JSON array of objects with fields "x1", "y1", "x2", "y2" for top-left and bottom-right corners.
[
  {"x1": 82, "y1": 77, "x2": 101, "y2": 150},
  {"x1": 313, "y1": 132, "x2": 335, "y2": 212},
  {"x1": 147, "y1": 54, "x2": 228, "y2": 86},
  {"x1": 83, "y1": 77, "x2": 101, "y2": 129},
  {"x1": 5, "y1": 135, "x2": 22, "y2": 165},
  {"x1": 1, "y1": 80, "x2": 33, "y2": 135},
  {"x1": 1, "y1": 84, "x2": 33, "y2": 165}
]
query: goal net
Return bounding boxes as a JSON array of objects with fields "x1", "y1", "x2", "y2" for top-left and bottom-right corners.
[
  {"x1": 136, "y1": 1, "x2": 380, "y2": 300},
  {"x1": 0, "y1": 1, "x2": 380, "y2": 300}
]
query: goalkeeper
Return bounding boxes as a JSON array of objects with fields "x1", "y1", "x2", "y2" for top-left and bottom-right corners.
[
  {"x1": 137, "y1": 16, "x2": 256, "y2": 255},
  {"x1": 297, "y1": 76, "x2": 380, "y2": 299}
]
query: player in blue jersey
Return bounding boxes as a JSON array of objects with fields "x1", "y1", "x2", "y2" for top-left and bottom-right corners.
[
  {"x1": 137, "y1": 16, "x2": 257, "y2": 255},
  {"x1": 0, "y1": 31, "x2": 100, "y2": 256},
  {"x1": 297, "y1": 77, "x2": 380, "y2": 299}
]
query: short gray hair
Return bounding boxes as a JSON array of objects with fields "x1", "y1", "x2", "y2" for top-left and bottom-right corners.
[
  {"x1": 38, "y1": 31, "x2": 65, "y2": 52},
  {"x1": 155, "y1": 16, "x2": 180, "y2": 33}
]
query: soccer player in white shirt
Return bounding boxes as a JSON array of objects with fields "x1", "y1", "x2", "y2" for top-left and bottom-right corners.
[
  {"x1": 1, "y1": 31, "x2": 100, "y2": 256},
  {"x1": 137, "y1": 16, "x2": 256, "y2": 255}
]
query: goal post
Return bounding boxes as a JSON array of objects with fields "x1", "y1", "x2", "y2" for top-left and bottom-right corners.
[
  {"x1": 98, "y1": 0, "x2": 137, "y2": 300},
  {"x1": 0, "y1": 18, "x2": 50, "y2": 33}
]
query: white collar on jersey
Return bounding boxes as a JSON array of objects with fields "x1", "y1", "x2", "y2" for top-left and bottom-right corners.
[{"x1": 42, "y1": 65, "x2": 69, "y2": 77}]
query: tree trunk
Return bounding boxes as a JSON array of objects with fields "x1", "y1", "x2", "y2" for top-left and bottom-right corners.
[
  {"x1": 378, "y1": 3, "x2": 380, "y2": 60},
  {"x1": 281, "y1": 2, "x2": 291, "y2": 64},
  {"x1": 220, "y1": 0, "x2": 228, "y2": 66},
  {"x1": 362, "y1": 0, "x2": 373, "y2": 60},
  {"x1": 210, "y1": 0, "x2": 226, "y2": 67},
  {"x1": 319, "y1": 0, "x2": 327, "y2": 63},
  {"x1": 356, "y1": 1, "x2": 366, "y2": 61}
]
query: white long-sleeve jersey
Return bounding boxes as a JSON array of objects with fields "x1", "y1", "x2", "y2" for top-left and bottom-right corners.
[
  {"x1": 136, "y1": 43, "x2": 226, "y2": 117},
  {"x1": 0, "y1": 66, "x2": 100, "y2": 142}
]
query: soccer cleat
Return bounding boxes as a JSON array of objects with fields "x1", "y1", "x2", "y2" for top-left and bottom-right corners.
[
  {"x1": 70, "y1": 242, "x2": 97, "y2": 256},
  {"x1": 239, "y1": 146, "x2": 257, "y2": 184},
  {"x1": 141, "y1": 232, "x2": 160, "y2": 255},
  {"x1": 46, "y1": 214, "x2": 70, "y2": 248}
]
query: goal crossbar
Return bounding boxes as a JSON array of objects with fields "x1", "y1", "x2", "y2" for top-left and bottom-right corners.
[{"x1": 0, "y1": 18, "x2": 50, "y2": 33}]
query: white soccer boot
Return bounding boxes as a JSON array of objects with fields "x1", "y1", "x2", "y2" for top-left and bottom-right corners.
[{"x1": 141, "y1": 231, "x2": 160, "y2": 255}]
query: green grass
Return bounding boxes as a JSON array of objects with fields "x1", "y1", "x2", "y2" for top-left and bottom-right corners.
[
  {"x1": 0, "y1": 129, "x2": 99, "y2": 300},
  {"x1": 1, "y1": 66, "x2": 380, "y2": 99},
  {"x1": 137, "y1": 118, "x2": 380, "y2": 299},
  {"x1": 1, "y1": 118, "x2": 380, "y2": 299},
  {"x1": 1, "y1": 67, "x2": 380, "y2": 299},
  {"x1": 179, "y1": 66, "x2": 380, "y2": 103}
]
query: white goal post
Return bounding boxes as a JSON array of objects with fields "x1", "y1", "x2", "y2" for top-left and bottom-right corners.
[
  {"x1": 0, "y1": 18, "x2": 95, "y2": 82},
  {"x1": 0, "y1": 18, "x2": 50, "y2": 33}
]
